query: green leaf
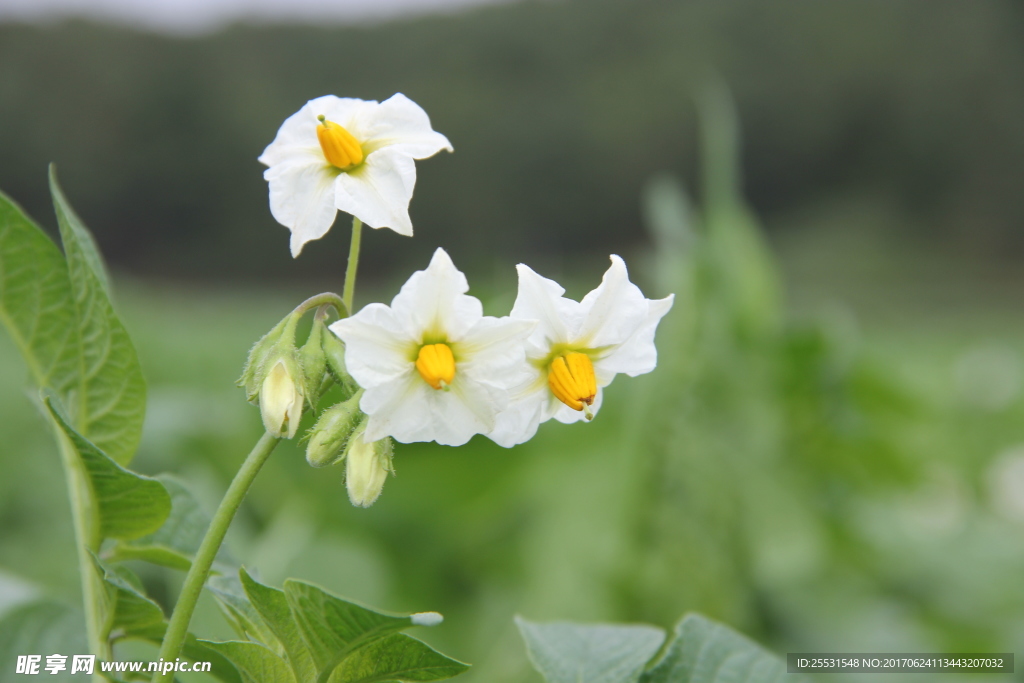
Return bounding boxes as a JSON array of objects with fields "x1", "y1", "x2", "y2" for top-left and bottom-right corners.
[
  {"x1": 132, "y1": 626, "x2": 243, "y2": 683},
  {"x1": 240, "y1": 569, "x2": 318, "y2": 682},
  {"x1": 640, "y1": 614, "x2": 790, "y2": 683},
  {"x1": 0, "y1": 601, "x2": 87, "y2": 683},
  {"x1": 46, "y1": 395, "x2": 171, "y2": 541},
  {"x1": 50, "y1": 168, "x2": 146, "y2": 465},
  {"x1": 207, "y1": 573, "x2": 282, "y2": 650},
  {"x1": 282, "y1": 579, "x2": 420, "y2": 679},
  {"x1": 199, "y1": 640, "x2": 296, "y2": 683},
  {"x1": 110, "y1": 475, "x2": 213, "y2": 571},
  {"x1": 326, "y1": 633, "x2": 469, "y2": 683},
  {"x1": 515, "y1": 616, "x2": 665, "y2": 683},
  {"x1": 0, "y1": 190, "x2": 80, "y2": 411},
  {"x1": 94, "y1": 558, "x2": 165, "y2": 638}
]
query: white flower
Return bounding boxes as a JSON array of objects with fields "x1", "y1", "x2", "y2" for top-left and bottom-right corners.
[
  {"x1": 259, "y1": 93, "x2": 453, "y2": 257},
  {"x1": 329, "y1": 248, "x2": 536, "y2": 447},
  {"x1": 487, "y1": 255, "x2": 674, "y2": 447}
]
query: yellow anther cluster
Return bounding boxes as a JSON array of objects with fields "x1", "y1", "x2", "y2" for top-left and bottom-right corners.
[
  {"x1": 547, "y1": 352, "x2": 597, "y2": 417},
  {"x1": 316, "y1": 115, "x2": 364, "y2": 169},
  {"x1": 416, "y1": 343, "x2": 456, "y2": 390}
]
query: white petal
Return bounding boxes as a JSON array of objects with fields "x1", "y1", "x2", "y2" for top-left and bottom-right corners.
[
  {"x1": 362, "y1": 373, "x2": 501, "y2": 447},
  {"x1": 575, "y1": 255, "x2": 648, "y2": 348},
  {"x1": 510, "y1": 264, "x2": 580, "y2": 348},
  {"x1": 357, "y1": 93, "x2": 453, "y2": 159},
  {"x1": 334, "y1": 148, "x2": 416, "y2": 236},
  {"x1": 457, "y1": 316, "x2": 536, "y2": 383},
  {"x1": 264, "y1": 159, "x2": 339, "y2": 257},
  {"x1": 595, "y1": 294, "x2": 674, "y2": 377},
  {"x1": 486, "y1": 378, "x2": 547, "y2": 447},
  {"x1": 391, "y1": 248, "x2": 482, "y2": 341},
  {"x1": 329, "y1": 304, "x2": 415, "y2": 388}
]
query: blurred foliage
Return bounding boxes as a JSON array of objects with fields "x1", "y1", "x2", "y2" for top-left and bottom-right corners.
[
  {"x1": 3, "y1": 78, "x2": 1024, "y2": 682},
  {"x1": 3, "y1": 0, "x2": 1024, "y2": 288},
  {"x1": 3, "y1": 2, "x2": 1024, "y2": 682}
]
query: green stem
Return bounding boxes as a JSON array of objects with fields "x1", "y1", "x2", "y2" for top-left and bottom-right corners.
[
  {"x1": 342, "y1": 217, "x2": 363, "y2": 315},
  {"x1": 293, "y1": 292, "x2": 348, "y2": 319},
  {"x1": 55, "y1": 430, "x2": 109, "y2": 682},
  {"x1": 154, "y1": 431, "x2": 280, "y2": 679}
]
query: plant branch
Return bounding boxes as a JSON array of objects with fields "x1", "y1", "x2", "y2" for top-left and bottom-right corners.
[
  {"x1": 342, "y1": 217, "x2": 363, "y2": 315},
  {"x1": 153, "y1": 431, "x2": 280, "y2": 680}
]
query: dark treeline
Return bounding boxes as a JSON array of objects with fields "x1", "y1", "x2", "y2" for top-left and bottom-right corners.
[{"x1": 2, "y1": 0, "x2": 1023, "y2": 286}]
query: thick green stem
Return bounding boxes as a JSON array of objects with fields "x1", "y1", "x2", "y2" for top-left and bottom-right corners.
[
  {"x1": 342, "y1": 217, "x2": 363, "y2": 315},
  {"x1": 154, "y1": 431, "x2": 280, "y2": 679}
]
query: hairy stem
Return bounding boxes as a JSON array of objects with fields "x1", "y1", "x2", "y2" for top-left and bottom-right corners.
[
  {"x1": 154, "y1": 431, "x2": 280, "y2": 679},
  {"x1": 342, "y1": 217, "x2": 363, "y2": 315}
]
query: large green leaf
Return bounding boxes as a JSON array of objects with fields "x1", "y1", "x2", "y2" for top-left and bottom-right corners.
[
  {"x1": 0, "y1": 601, "x2": 87, "y2": 683},
  {"x1": 110, "y1": 475, "x2": 213, "y2": 571},
  {"x1": 640, "y1": 614, "x2": 789, "y2": 683},
  {"x1": 515, "y1": 616, "x2": 665, "y2": 683},
  {"x1": 283, "y1": 579, "x2": 434, "y2": 681},
  {"x1": 199, "y1": 640, "x2": 296, "y2": 683},
  {"x1": 50, "y1": 168, "x2": 146, "y2": 465},
  {"x1": 326, "y1": 634, "x2": 469, "y2": 683},
  {"x1": 0, "y1": 190, "x2": 80, "y2": 411},
  {"x1": 240, "y1": 569, "x2": 317, "y2": 682},
  {"x1": 46, "y1": 395, "x2": 170, "y2": 541}
]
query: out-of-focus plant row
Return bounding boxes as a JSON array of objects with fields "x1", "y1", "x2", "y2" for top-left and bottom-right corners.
[{"x1": 2, "y1": 0, "x2": 1024, "y2": 285}]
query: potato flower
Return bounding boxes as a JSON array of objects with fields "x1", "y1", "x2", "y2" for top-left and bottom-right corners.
[
  {"x1": 487, "y1": 255, "x2": 674, "y2": 447},
  {"x1": 329, "y1": 248, "x2": 535, "y2": 446},
  {"x1": 259, "y1": 94, "x2": 452, "y2": 256}
]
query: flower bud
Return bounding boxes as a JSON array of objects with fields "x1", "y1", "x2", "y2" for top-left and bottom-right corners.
[
  {"x1": 305, "y1": 392, "x2": 364, "y2": 468},
  {"x1": 345, "y1": 428, "x2": 394, "y2": 508},
  {"x1": 322, "y1": 326, "x2": 353, "y2": 384},
  {"x1": 299, "y1": 317, "x2": 329, "y2": 407},
  {"x1": 238, "y1": 316, "x2": 290, "y2": 402},
  {"x1": 260, "y1": 356, "x2": 305, "y2": 438}
]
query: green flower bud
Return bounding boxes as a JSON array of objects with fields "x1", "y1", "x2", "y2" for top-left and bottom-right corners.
[
  {"x1": 299, "y1": 317, "x2": 329, "y2": 407},
  {"x1": 238, "y1": 316, "x2": 291, "y2": 402},
  {"x1": 345, "y1": 426, "x2": 394, "y2": 508},
  {"x1": 305, "y1": 392, "x2": 364, "y2": 468},
  {"x1": 260, "y1": 354, "x2": 305, "y2": 438},
  {"x1": 322, "y1": 326, "x2": 356, "y2": 389}
]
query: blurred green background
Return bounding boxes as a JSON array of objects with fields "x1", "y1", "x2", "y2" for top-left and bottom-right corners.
[{"x1": 3, "y1": 0, "x2": 1024, "y2": 681}]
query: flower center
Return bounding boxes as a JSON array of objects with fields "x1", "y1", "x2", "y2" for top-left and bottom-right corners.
[
  {"x1": 316, "y1": 115, "x2": 364, "y2": 168},
  {"x1": 547, "y1": 352, "x2": 597, "y2": 419},
  {"x1": 416, "y1": 343, "x2": 456, "y2": 390}
]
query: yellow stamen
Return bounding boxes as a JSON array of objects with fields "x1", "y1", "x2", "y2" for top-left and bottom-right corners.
[
  {"x1": 316, "y1": 114, "x2": 364, "y2": 168},
  {"x1": 548, "y1": 352, "x2": 597, "y2": 419},
  {"x1": 416, "y1": 343, "x2": 456, "y2": 390}
]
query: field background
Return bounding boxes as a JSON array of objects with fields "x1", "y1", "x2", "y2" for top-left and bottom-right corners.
[{"x1": 3, "y1": 1, "x2": 1024, "y2": 681}]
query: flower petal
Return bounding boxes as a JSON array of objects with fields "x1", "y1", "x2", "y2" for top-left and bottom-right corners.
[
  {"x1": 334, "y1": 148, "x2": 416, "y2": 236},
  {"x1": 595, "y1": 294, "x2": 674, "y2": 377},
  {"x1": 264, "y1": 159, "x2": 340, "y2": 257},
  {"x1": 329, "y1": 304, "x2": 415, "y2": 388},
  {"x1": 510, "y1": 264, "x2": 580, "y2": 349},
  {"x1": 390, "y1": 248, "x2": 483, "y2": 341},
  {"x1": 575, "y1": 255, "x2": 648, "y2": 348},
  {"x1": 358, "y1": 93, "x2": 454, "y2": 159},
  {"x1": 486, "y1": 378, "x2": 547, "y2": 447}
]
